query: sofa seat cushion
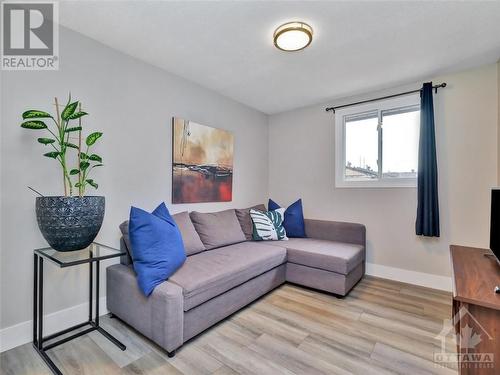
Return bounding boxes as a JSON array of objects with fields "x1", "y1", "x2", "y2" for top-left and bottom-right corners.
[
  {"x1": 266, "y1": 238, "x2": 364, "y2": 275},
  {"x1": 169, "y1": 241, "x2": 287, "y2": 311}
]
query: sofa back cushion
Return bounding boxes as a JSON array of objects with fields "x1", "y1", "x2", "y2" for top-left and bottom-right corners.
[
  {"x1": 190, "y1": 209, "x2": 246, "y2": 250},
  {"x1": 172, "y1": 211, "x2": 206, "y2": 256},
  {"x1": 235, "y1": 204, "x2": 266, "y2": 240},
  {"x1": 119, "y1": 211, "x2": 206, "y2": 262}
]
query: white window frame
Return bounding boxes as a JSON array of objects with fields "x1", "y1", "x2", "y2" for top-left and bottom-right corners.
[{"x1": 335, "y1": 94, "x2": 420, "y2": 188}]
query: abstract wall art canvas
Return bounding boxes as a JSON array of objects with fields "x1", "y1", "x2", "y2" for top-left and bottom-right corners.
[{"x1": 172, "y1": 117, "x2": 233, "y2": 203}]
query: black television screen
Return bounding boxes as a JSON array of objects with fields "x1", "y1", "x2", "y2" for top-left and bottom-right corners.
[{"x1": 491, "y1": 189, "x2": 500, "y2": 263}]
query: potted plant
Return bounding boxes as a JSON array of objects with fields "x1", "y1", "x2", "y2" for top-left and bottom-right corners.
[{"x1": 21, "y1": 95, "x2": 104, "y2": 251}]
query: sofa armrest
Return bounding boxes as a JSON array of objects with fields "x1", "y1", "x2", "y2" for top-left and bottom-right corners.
[
  {"x1": 304, "y1": 219, "x2": 366, "y2": 247},
  {"x1": 106, "y1": 264, "x2": 184, "y2": 352}
]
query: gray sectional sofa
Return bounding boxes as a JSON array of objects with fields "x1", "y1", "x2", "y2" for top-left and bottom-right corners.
[{"x1": 107, "y1": 206, "x2": 366, "y2": 357}]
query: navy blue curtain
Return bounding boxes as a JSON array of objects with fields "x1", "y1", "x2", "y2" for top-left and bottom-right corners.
[{"x1": 416, "y1": 82, "x2": 440, "y2": 237}]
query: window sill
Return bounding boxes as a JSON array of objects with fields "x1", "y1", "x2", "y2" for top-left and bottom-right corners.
[{"x1": 335, "y1": 178, "x2": 417, "y2": 189}]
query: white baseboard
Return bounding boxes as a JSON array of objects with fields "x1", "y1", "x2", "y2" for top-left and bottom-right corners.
[
  {"x1": 366, "y1": 262, "x2": 452, "y2": 292},
  {"x1": 0, "y1": 297, "x2": 108, "y2": 353}
]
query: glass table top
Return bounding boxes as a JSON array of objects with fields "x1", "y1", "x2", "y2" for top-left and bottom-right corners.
[{"x1": 34, "y1": 242, "x2": 125, "y2": 268}]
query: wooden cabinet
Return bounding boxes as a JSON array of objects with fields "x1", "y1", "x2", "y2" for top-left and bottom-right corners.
[{"x1": 450, "y1": 245, "x2": 500, "y2": 374}]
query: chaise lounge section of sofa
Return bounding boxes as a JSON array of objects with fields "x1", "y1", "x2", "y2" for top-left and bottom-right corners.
[{"x1": 106, "y1": 207, "x2": 366, "y2": 357}]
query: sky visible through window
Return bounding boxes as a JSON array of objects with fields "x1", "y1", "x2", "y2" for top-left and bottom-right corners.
[
  {"x1": 345, "y1": 117, "x2": 378, "y2": 176},
  {"x1": 345, "y1": 110, "x2": 419, "y2": 179},
  {"x1": 382, "y1": 110, "x2": 419, "y2": 175}
]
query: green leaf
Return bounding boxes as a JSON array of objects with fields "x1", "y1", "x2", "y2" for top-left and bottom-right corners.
[
  {"x1": 61, "y1": 101, "x2": 79, "y2": 121},
  {"x1": 92, "y1": 164, "x2": 104, "y2": 168},
  {"x1": 88, "y1": 154, "x2": 102, "y2": 162},
  {"x1": 65, "y1": 126, "x2": 82, "y2": 133},
  {"x1": 86, "y1": 132, "x2": 103, "y2": 146},
  {"x1": 37, "y1": 138, "x2": 55, "y2": 145},
  {"x1": 21, "y1": 120, "x2": 47, "y2": 130},
  {"x1": 80, "y1": 152, "x2": 89, "y2": 159},
  {"x1": 69, "y1": 169, "x2": 80, "y2": 175},
  {"x1": 43, "y1": 151, "x2": 60, "y2": 159},
  {"x1": 22, "y1": 110, "x2": 52, "y2": 119},
  {"x1": 80, "y1": 161, "x2": 90, "y2": 170},
  {"x1": 75, "y1": 182, "x2": 82, "y2": 188},
  {"x1": 64, "y1": 142, "x2": 79, "y2": 149},
  {"x1": 86, "y1": 179, "x2": 98, "y2": 189},
  {"x1": 68, "y1": 111, "x2": 88, "y2": 120}
]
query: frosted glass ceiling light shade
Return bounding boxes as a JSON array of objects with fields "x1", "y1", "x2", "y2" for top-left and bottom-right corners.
[{"x1": 273, "y1": 22, "x2": 313, "y2": 51}]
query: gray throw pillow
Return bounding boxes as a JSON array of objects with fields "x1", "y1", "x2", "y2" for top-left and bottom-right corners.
[
  {"x1": 190, "y1": 209, "x2": 246, "y2": 250},
  {"x1": 172, "y1": 211, "x2": 206, "y2": 256},
  {"x1": 235, "y1": 204, "x2": 266, "y2": 240},
  {"x1": 119, "y1": 212, "x2": 206, "y2": 259}
]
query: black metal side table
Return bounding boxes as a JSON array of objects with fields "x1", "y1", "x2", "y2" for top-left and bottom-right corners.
[{"x1": 33, "y1": 242, "x2": 127, "y2": 375}]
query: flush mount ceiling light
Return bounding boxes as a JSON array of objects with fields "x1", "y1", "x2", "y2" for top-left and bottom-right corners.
[{"x1": 273, "y1": 21, "x2": 313, "y2": 52}]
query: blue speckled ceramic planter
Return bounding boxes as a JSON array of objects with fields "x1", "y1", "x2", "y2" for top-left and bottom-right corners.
[{"x1": 35, "y1": 196, "x2": 105, "y2": 252}]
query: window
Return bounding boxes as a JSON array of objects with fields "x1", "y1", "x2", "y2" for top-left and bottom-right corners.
[{"x1": 335, "y1": 95, "x2": 420, "y2": 188}]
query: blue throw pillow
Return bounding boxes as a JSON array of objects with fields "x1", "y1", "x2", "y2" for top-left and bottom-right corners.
[
  {"x1": 268, "y1": 198, "x2": 306, "y2": 238},
  {"x1": 129, "y1": 203, "x2": 186, "y2": 296}
]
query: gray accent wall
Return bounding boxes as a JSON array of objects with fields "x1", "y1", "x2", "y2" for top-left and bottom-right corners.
[
  {"x1": 0, "y1": 27, "x2": 268, "y2": 330},
  {"x1": 268, "y1": 63, "x2": 498, "y2": 279}
]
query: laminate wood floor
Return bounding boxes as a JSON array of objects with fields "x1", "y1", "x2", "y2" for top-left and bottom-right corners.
[{"x1": 0, "y1": 276, "x2": 458, "y2": 375}]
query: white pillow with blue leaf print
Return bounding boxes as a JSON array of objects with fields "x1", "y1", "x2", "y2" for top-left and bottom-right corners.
[{"x1": 250, "y1": 208, "x2": 288, "y2": 241}]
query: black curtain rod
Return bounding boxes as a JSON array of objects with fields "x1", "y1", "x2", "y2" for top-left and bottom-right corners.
[{"x1": 325, "y1": 83, "x2": 447, "y2": 113}]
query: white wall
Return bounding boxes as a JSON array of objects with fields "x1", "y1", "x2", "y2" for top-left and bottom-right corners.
[
  {"x1": 269, "y1": 64, "x2": 498, "y2": 281},
  {"x1": 0, "y1": 27, "x2": 268, "y2": 333},
  {"x1": 498, "y1": 61, "x2": 500, "y2": 185}
]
